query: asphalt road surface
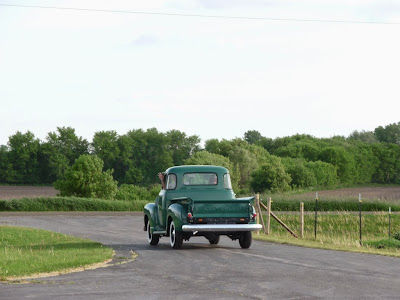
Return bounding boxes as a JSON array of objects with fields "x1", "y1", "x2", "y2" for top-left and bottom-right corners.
[{"x1": 1, "y1": 212, "x2": 399, "y2": 299}]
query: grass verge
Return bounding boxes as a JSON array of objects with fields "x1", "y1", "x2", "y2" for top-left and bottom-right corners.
[
  {"x1": 0, "y1": 226, "x2": 113, "y2": 280},
  {"x1": 1, "y1": 196, "x2": 398, "y2": 212},
  {"x1": 363, "y1": 238, "x2": 400, "y2": 250},
  {"x1": 0, "y1": 197, "x2": 148, "y2": 212},
  {"x1": 254, "y1": 212, "x2": 400, "y2": 257},
  {"x1": 259, "y1": 198, "x2": 400, "y2": 212}
]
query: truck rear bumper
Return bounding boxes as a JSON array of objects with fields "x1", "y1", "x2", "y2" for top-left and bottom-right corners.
[{"x1": 181, "y1": 224, "x2": 262, "y2": 232}]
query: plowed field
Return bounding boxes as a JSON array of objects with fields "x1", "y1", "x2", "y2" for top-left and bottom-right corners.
[
  {"x1": 295, "y1": 186, "x2": 400, "y2": 202},
  {"x1": 0, "y1": 186, "x2": 58, "y2": 200}
]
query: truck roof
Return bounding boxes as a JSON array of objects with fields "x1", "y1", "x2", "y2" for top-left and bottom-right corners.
[{"x1": 165, "y1": 165, "x2": 229, "y2": 175}]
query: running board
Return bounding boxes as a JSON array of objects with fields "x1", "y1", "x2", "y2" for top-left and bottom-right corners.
[{"x1": 153, "y1": 230, "x2": 167, "y2": 235}]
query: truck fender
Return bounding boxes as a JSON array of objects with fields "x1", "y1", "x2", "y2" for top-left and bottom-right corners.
[
  {"x1": 167, "y1": 203, "x2": 187, "y2": 232},
  {"x1": 144, "y1": 203, "x2": 157, "y2": 232}
]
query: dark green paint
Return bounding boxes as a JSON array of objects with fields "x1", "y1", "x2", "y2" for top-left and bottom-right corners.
[{"x1": 143, "y1": 165, "x2": 258, "y2": 248}]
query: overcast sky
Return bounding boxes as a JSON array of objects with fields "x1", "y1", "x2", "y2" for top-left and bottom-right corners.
[{"x1": 1, "y1": 0, "x2": 400, "y2": 146}]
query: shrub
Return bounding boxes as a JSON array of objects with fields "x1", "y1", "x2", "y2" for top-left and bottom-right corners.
[
  {"x1": 115, "y1": 184, "x2": 157, "y2": 201},
  {"x1": 54, "y1": 154, "x2": 118, "y2": 199},
  {"x1": 318, "y1": 146, "x2": 357, "y2": 185},
  {"x1": 394, "y1": 232, "x2": 400, "y2": 241},
  {"x1": 305, "y1": 160, "x2": 338, "y2": 188},
  {"x1": 250, "y1": 160, "x2": 291, "y2": 193},
  {"x1": 282, "y1": 158, "x2": 317, "y2": 189},
  {"x1": 149, "y1": 184, "x2": 161, "y2": 199}
]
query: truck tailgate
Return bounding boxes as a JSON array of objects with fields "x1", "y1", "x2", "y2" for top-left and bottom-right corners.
[{"x1": 192, "y1": 199, "x2": 251, "y2": 218}]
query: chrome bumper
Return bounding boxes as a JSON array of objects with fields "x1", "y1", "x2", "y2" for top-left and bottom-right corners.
[{"x1": 181, "y1": 224, "x2": 262, "y2": 232}]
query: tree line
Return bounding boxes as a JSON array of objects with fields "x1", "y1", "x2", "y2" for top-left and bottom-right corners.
[{"x1": 0, "y1": 122, "x2": 400, "y2": 194}]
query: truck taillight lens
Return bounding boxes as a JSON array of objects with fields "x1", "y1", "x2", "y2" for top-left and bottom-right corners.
[
  {"x1": 187, "y1": 213, "x2": 193, "y2": 218},
  {"x1": 253, "y1": 213, "x2": 257, "y2": 218}
]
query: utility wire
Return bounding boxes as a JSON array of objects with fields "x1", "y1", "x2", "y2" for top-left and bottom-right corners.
[{"x1": 1, "y1": 3, "x2": 400, "y2": 25}]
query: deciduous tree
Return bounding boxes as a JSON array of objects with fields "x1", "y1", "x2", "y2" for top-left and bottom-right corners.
[
  {"x1": 92, "y1": 130, "x2": 120, "y2": 171},
  {"x1": 375, "y1": 122, "x2": 400, "y2": 144},
  {"x1": 7, "y1": 131, "x2": 40, "y2": 183},
  {"x1": 166, "y1": 130, "x2": 200, "y2": 166}
]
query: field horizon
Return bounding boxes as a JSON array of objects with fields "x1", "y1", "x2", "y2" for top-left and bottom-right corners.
[{"x1": 1, "y1": 185, "x2": 400, "y2": 202}]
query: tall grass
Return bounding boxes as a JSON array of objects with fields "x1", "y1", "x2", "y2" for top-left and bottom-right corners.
[
  {"x1": 257, "y1": 212, "x2": 400, "y2": 256},
  {"x1": 0, "y1": 197, "x2": 148, "y2": 212},
  {"x1": 259, "y1": 199, "x2": 400, "y2": 212}
]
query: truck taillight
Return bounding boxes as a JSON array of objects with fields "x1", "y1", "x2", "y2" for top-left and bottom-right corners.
[
  {"x1": 187, "y1": 213, "x2": 193, "y2": 218},
  {"x1": 253, "y1": 213, "x2": 257, "y2": 218}
]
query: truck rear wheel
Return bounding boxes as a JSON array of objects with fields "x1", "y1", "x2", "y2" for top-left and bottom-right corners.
[
  {"x1": 147, "y1": 222, "x2": 159, "y2": 246},
  {"x1": 169, "y1": 220, "x2": 183, "y2": 249},
  {"x1": 239, "y1": 231, "x2": 252, "y2": 249}
]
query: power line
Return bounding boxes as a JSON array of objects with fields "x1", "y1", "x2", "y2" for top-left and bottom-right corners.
[{"x1": 1, "y1": 3, "x2": 400, "y2": 25}]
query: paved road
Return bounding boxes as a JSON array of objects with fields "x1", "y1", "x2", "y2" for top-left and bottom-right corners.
[{"x1": 1, "y1": 213, "x2": 399, "y2": 299}]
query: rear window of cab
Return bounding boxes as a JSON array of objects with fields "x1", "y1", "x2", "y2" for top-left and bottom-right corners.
[
  {"x1": 183, "y1": 173, "x2": 217, "y2": 185},
  {"x1": 182, "y1": 172, "x2": 232, "y2": 190}
]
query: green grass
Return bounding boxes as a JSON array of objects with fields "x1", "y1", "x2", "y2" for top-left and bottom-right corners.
[
  {"x1": 255, "y1": 212, "x2": 400, "y2": 256},
  {"x1": 0, "y1": 226, "x2": 113, "y2": 280},
  {"x1": 259, "y1": 199, "x2": 400, "y2": 212},
  {"x1": 364, "y1": 238, "x2": 400, "y2": 250},
  {"x1": 0, "y1": 197, "x2": 148, "y2": 212}
]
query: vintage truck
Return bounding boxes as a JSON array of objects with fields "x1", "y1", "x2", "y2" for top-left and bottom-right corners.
[{"x1": 143, "y1": 165, "x2": 261, "y2": 249}]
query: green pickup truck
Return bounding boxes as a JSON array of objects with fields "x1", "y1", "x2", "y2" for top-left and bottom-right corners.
[{"x1": 143, "y1": 165, "x2": 261, "y2": 249}]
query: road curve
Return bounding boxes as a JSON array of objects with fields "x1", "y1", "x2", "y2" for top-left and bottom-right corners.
[{"x1": 1, "y1": 212, "x2": 399, "y2": 299}]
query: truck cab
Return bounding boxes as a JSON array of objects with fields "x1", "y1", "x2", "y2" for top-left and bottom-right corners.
[{"x1": 143, "y1": 165, "x2": 261, "y2": 249}]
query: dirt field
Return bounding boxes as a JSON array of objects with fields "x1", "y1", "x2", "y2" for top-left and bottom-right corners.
[
  {"x1": 300, "y1": 186, "x2": 400, "y2": 202},
  {"x1": 0, "y1": 186, "x2": 58, "y2": 200}
]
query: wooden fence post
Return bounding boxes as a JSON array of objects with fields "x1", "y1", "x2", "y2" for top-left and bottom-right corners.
[
  {"x1": 267, "y1": 197, "x2": 271, "y2": 235},
  {"x1": 256, "y1": 193, "x2": 266, "y2": 233},
  {"x1": 300, "y1": 202, "x2": 304, "y2": 238},
  {"x1": 255, "y1": 193, "x2": 260, "y2": 235},
  {"x1": 260, "y1": 199, "x2": 298, "y2": 239}
]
